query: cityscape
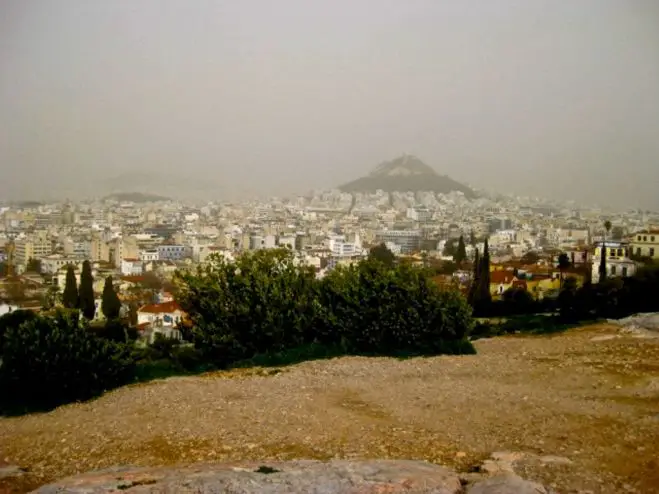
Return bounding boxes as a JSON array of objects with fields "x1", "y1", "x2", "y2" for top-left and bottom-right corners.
[
  {"x1": 1, "y1": 154, "x2": 658, "y2": 343},
  {"x1": 2, "y1": 1, "x2": 659, "y2": 492}
]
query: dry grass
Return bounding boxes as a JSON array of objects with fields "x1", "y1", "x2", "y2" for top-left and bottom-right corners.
[{"x1": 1, "y1": 323, "x2": 658, "y2": 493}]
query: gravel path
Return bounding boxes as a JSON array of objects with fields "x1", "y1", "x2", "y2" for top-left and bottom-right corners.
[{"x1": 1, "y1": 324, "x2": 658, "y2": 493}]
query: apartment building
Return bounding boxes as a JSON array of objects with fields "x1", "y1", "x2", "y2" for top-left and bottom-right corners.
[
  {"x1": 631, "y1": 230, "x2": 659, "y2": 260},
  {"x1": 110, "y1": 237, "x2": 139, "y2": 268},
  {"x1": 591, "y1": 241, "x2": 637, "y2": 283},
  {"x1": 90, "y1": 236, "x2": 111, "y2": 262},
  {"x1": 375, "y1": 230, "x2": 421, "y2": 254},
  {"x1": 13, "y1": 233, "x2": 52, "y2": 266}
]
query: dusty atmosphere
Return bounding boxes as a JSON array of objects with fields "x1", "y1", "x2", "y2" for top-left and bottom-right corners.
[{"x1": 2, "y1": 324, "x2": 658, "y2": 494}]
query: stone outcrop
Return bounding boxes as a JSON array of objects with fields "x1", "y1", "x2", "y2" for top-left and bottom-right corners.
[{"x1": 33, "y1": 459, "x2": 555, "y2": 494}]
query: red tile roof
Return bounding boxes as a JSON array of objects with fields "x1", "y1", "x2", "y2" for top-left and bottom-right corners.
[
  {"x1": 490, "y1": 271, "x2": 515, "y2": 284},
  {"x1": 138, "y1": 301, "x2": 182, "y2": 314}
]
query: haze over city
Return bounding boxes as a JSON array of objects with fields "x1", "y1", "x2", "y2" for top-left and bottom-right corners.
[{"x1": 1, "y1": 0, "x2": 659, "y2": 208}]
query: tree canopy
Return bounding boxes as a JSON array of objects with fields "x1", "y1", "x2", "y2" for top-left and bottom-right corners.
[
  {"x1": 79, "y1": 260, "x2": 96, "y2": 320},
  {"x1": 62, "y1": 265, "x2": 78, "y2": 309},
  {"x1": 101, "y1": 276, "x2": 122, "y2": 320},
  {"x1": 368, "y1": 243, "x2": 396, "y2": 267}
]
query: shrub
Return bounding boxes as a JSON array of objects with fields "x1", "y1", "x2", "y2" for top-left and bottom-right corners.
[
  {"x1": 175, "y1": 250, "x2": 476, "y2": 367},
  {"x1": 175, "y1": 249, "x2": 320, "y2": 367},
  {"x1": 0, "y1": 309, "x2": 36, "y2": 350},
  {"x1": 315, "y1": 258, "x2": 474, "y2": 355},
  {"x1": 0, "y1": 309, "x2": 135, "y2": 411}
]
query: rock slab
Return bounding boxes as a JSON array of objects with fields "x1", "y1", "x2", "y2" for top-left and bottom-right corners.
[{"x1": 32, "y1": 460, "x2": 464, "y2": 494}]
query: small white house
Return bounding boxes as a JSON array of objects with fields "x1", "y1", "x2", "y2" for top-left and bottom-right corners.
[
  {"x1": 136, "y1": 301, "x2": 185, "y2": 343},
  {"x1": 121, "y1": 258, "x2": 144, "y2": 276}
]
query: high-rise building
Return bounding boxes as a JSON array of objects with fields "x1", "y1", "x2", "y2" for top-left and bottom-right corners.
[{"x1": 375, "y1": 230, "x2": 421, "y2": 254}]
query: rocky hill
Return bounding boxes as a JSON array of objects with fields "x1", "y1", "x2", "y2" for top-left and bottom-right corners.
[
  {"x1": 1, "y1": 324, "x2": 658, "y2": 493},
  {"x1": 339, "y1": 155, "x2": 475, "y2": 197}
]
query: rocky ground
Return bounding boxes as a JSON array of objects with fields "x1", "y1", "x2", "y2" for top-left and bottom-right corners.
[{"x1": 1, "y1": 323, "x2": 658, "y2": 493}]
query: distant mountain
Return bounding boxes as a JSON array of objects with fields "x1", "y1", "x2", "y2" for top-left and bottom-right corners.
[
  {"x1": 339, "y1": 155, "x2": 475, "y2": 197},
  {"x1": 103, "y1": 192, "x2": 171, "y2": 203}
]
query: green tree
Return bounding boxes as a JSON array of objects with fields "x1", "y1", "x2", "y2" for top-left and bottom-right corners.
[
  {"x1": 454, "y1": 235, "x2": 467, "y2": 265},
  {"x1": 442, "y1": 238, "x2": 457, "y2": 257},
  {"x1": 0, "y1": 309, "x2": 134, "y2": 410},
  {"x1": 598, "y1": 221, "x2": 612, "y2": 284},
  {"x1": 25, "y1": 258, "x2": 42, "y2": 273},
  {"x1": 467, "y1": 248, "x2": 480, "y2": 307},
  {"x1": 315, "y1": 258, "x2": 474, "y2": 355},
  {"x1": 62, "y1": 265, "x2": 78, "y2": 309},
  {"x1": 101, "y1": 276, "x2": 122, "y2": 320},
  {"x1": 0, "y1": 309, "x2": 36, "y2": 352},
  {"x1": 78, "y1": 260, "x2": 96, "y2": 320},
  {"x1": 41, "y1": 285, "x2": 60, "y2": 310},
  {"x1": 476, "y1": 238, "x2": 492, "y2": 312},
  {"x1": 368, "y1": 243, "x2": 396, "y2": 267},
  {"x1": 175, "y1": 249, "x2": 320, "y2": 366},
  {"x1": 469, "y1": 230, "x2": 476, "y2": 247},
  {"x1": 557, "y1": 252, "x2": 571, "y2": 289},
  {"x1": 521, "y1": 251, "x2": 540, "y2": 265}
]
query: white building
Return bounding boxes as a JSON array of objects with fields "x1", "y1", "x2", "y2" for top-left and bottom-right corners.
[
  {"x1": 406, "y1": 207, "x2": 433, "y2": 222},
  {"x1": 139, "y1": 249, "x2": 160, "y2": 262},
  {"x1": 328, "y1": 235, "x2": 359, "y2": 257},
  {"x1": 40, "y1": 254, "x2": 85, "y2": 275},
  {"x1": 591, "y1": 241, "x2": 638, "y2": 283},
  {"x1": 137, "y1": 301, "x2": 184, "y2": 343},
  {"x1": 121, "y1": 258, "x2": 144, "y2": 276}
]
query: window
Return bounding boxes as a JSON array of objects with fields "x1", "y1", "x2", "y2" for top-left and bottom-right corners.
[
  {"x1": 636, "y1": 247, "x2": 642, "y2": 256},
  {"x1": 617, "y1": 248, "x2": 623, "y2": 257},
  {"x1": 622, "y1": 267, "x2": 628, "y2": 277},
  {"x1": 610, "y1": 266, "x2": 616, "y2": 276},
  {"x1": 651, "y1": 248, "x2": 655, "y2": 257},
  {"x1": 643, "y1": 236, "x2": 647, "y2": 241},
  {"x1": 637, "y1": 235, "x2": 641, "y2": 241},
  {"x1": 652, "y1": 236, "x2": 656, "y2": 242}
]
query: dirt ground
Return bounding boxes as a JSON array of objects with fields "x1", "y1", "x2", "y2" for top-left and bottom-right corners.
[{"x1": 1, "y1": 323, "x2": 658, "y2": 493}]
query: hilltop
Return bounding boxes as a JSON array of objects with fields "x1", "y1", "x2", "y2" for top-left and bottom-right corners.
[
  {"x1": 339, "y1": 155, "x2": 475, "y2": 197},
  {"x1": 1, "y1": 324, "x2": 658, "y2": 493}
]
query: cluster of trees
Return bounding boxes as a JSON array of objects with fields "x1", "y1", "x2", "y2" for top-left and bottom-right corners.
[
  {"x1": 0, "y1": 309, "x2": 135, "y2": 411},
  {"x1": 174, "y1": 248, "x2": 475, "y2": 368},
  {"x1": 60, "y1": 262, "x2": 122, "y2": 320},
  {"x1": 558, "y1": 264, "x2": 659, "y2": 321},
  {"x1": 1, "y1": 247, "x2": 476, "y2": 412}
]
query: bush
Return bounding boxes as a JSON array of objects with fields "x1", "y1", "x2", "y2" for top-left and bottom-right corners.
[
  {"x1": 315, "y1": 259, "x2": 474, "y2": 355},
  {"x1": 175, "y1": 250, "x2": 476, "y2": 367},
  {"x1": 0, "y1": 309, "x2": 37, "y2": 350},
  {"x1": 0, "y1": 310, "x2": 135, "y2": 411},
  {"x1": 175, "y1": 249, "x2": 321, "y2": 367}
]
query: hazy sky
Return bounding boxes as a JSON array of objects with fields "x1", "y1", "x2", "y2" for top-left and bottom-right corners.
[{"x1": 2, "y1": 1, "x2": 659, "y2": 208}]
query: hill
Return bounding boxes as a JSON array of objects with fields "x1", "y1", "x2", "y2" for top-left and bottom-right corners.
[
  {"x1": 1, "y1": 325, "x2": 657, "y2": 493},
  {"x1": 102, "y1": 192, "x2": 171, "y2": 203},
  {"x1": 339, "y1": 155, "x2": 475, "y2": 197}
]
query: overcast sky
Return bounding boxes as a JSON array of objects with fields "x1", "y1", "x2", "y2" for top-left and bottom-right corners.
[{"x1": 1, "y1": 0, "x2": 658, "y2": 208}]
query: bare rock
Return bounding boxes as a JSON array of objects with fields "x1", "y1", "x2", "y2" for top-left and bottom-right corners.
[
  {"x1": 467, "y1": 473, "x2": 548, "y2": 494},
  {"x1": 478, "y1": 451, "x2": 525, "y2": 475},
  {"x1": 0, "y1": 465, "x2": 25, "y2": 479},
  {"x1": 31, "y1": 460, "x2": 463, "y2": 493}
]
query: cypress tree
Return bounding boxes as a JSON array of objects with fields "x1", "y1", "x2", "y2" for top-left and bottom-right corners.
[
  {"x1": 101, "y1": 276, "x2": 122, "y2": 320},
  {"x1": 62, "y1": 265, "x2": 78, "y2": 309},
  {"x1": 467, "y1": 248, "x2": 480, "y2": 307},
  {"x1": 454, "y1": 235, "x2": 467, "y2": 265},
  {"x1": 78, "y1": 260, "x2": 96, "y2": 320},
  {"x1": 599, "y1": 241, "x2": 607, "y2": 283},
  {"x1": 477, "y1": 238, "x2": 492, "y2": 310}
]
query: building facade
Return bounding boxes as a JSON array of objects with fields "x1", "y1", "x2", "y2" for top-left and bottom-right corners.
[
  {"x1": 631, "y1": 231, "x2": 659, "y2": 260},
  {"x1": 375, "y1": 230, "x2": 421, "y2": 254}
]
